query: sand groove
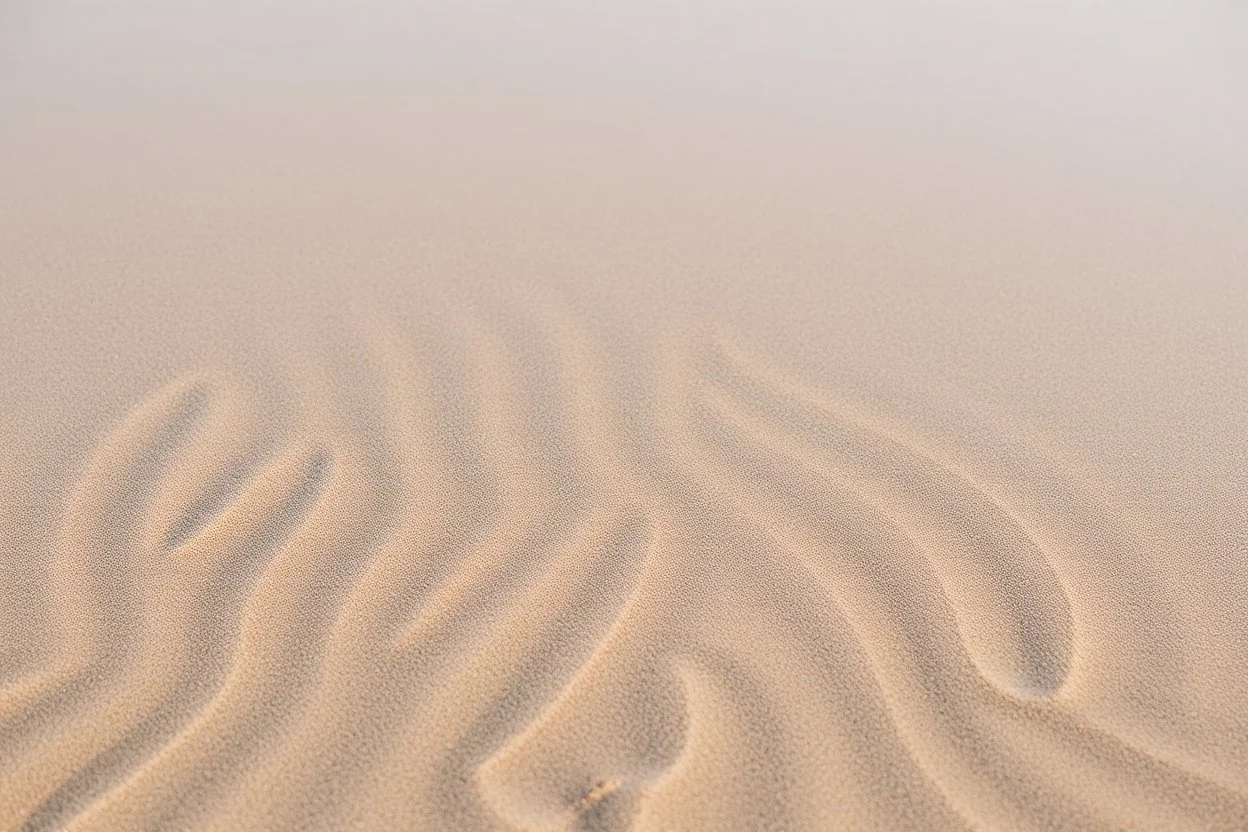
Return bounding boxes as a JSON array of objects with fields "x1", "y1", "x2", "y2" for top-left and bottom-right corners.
[
  {"x1": 701, "y1": 338, "x2": 1075, "y2": 698},
  {"x1": 657, "y1": 336, "x2": 1248, "y2": 831}
]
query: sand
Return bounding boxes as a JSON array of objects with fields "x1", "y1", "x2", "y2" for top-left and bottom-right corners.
[{"x1": 2, "y1": 2, "x2": 1248, "y2": 830}]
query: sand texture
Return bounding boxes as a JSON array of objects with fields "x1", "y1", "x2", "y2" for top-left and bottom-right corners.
[{"x1": 2, "y1": 2, "x2": 1248, "y2": 830}]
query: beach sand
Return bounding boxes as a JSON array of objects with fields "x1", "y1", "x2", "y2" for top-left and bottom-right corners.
[{"x1": 2, "y1": 2, "x2": 1247, "y2": 829}]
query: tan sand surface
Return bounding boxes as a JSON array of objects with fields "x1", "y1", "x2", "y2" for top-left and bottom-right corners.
[{"x1": 2, "y1": 1, "x2": 1247, "y2": 829}]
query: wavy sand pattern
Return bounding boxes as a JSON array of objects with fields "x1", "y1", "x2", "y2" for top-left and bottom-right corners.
[{"x1": 2, "y1": 290, "x2": 1246, "y2": 832}]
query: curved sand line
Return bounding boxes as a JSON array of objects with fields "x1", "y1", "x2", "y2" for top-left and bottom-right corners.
[
  {"x1": 62, "y1": 444, "x2": 378, "y2": 832},
  {"x1": 16, "y1": 442, "x2": 331, "y2": 832},
  {"x1": 648, "y1": 340, "x2": 970, "y2": 830},
  {"x1": 352, "y1": 298, "x2": 675, "y2": 830},
  {"x1": 190, "y1": 297, "x2": 672, "y2": 831},
  {"x1": 1, "y1": 377, "x2": 217, "y2": 829},
  {"x1": 192, "y1": 301, "x2": 612, "y2": 830},
  {"x1": 664, "y1": 336, "x2": 1248, "y2": 831},
  {"x1": 703, "y1": 336, "x2": 1075, "y2": 699}
]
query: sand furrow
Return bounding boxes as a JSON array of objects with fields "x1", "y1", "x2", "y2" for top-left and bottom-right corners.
[
  {"x1": 703, "y1": 338, "x2": 1074, "y2": 698},
  {"x1": 357, "y1": 302, "x2": 667, "y2": 829},
  {"x1": 0, "y1": 377, "x2": 217, "y2": 827},
  {"x1": 648, "y1": 344, "x2": 977, "y2": 831},
  {"x1": 186, "y1": 303, "x2": 548, "y2": 830},
  {"x1": 15, "y1": 441, "x2": 331, "y2": 831},
  {"x1": 60, "y1": 442, "x2": 378, "y2": 831},
  {"x1": 681, "y1": 345, "x2": 1248, "y2": 830}
]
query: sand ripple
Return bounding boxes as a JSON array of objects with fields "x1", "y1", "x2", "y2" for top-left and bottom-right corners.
[{"x1": 2, "y1": 296, "x2": 1245, "y2": 831}]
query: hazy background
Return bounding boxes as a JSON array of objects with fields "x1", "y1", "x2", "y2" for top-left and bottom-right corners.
[
  {"x1": 4, "y1": 5, "x2": 1246, "y2": 441},
  {"x1": 4, "y1": 0, "x2": 1245, "y2": 443}
]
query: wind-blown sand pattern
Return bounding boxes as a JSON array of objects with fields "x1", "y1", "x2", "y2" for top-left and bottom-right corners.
[
  {"x1": 3, "y1": 1, "x2": 1248, "y2": 829},
  {"x1": 2, "y1": 289, "x2": 1246, "y2": 831}
]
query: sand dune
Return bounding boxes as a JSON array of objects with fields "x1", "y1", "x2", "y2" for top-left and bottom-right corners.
[{"x1": 4, "y1": 1, "x2": 1248, "y2": 829}]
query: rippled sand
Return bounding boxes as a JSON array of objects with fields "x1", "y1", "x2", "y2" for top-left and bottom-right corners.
[{"x1": 2, "y1": 2, "x2": 1247, "y2": 830}]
